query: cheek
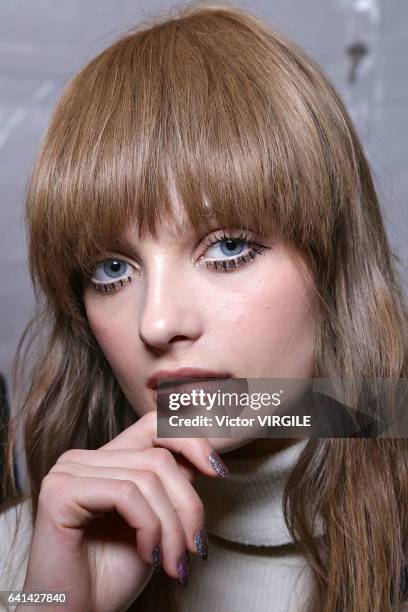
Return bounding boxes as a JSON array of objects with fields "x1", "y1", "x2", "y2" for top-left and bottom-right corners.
[
  {"x1": 208, "y1": 256, "x2": 317, "y2": 377},
  {"x1": 83, "y1": 292, "x2": 138, "y2": 376}
]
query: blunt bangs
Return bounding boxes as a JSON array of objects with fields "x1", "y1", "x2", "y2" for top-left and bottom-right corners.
[{"x1": 26, "y1": 7, "x2": 353, "y2": 316}]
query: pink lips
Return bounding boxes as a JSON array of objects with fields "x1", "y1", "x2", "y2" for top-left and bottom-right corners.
[
  {"x1": 147, "y1": 367, "x2": 232, "y2": 406},
  {"x1": 147, "y1": 367, "x2": 232, "y2": 390}
]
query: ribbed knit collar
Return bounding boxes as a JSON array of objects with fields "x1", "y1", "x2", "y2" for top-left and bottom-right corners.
[{"x1": 194, "y1": 439, "x2": 310, "y2": 547}]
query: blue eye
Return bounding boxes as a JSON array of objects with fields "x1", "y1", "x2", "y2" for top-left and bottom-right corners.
[
  {"x1": 208, "y1": 238, "x2": 246, "y2": 258},
  {"x1": 93, "y1": 259, "x2": 130, "y2": 280},
  {"x1": 102, "y1": 260, "x2": 128, "y2": 279},
  {"x1": 201, "y1": 230, "x2": 271, "y2": 272},
  {"x1": 89, "y1": 258, "x2": 137, "y2": 292}
]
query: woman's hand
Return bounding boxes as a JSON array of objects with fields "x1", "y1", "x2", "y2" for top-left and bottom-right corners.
[{"x1": 18, "y1": 411, "x2": 229, "y2": 612}]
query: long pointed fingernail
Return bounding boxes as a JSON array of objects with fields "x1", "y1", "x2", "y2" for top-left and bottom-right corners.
[
  {"x1": 152, "y1": 544, "x2": 161, "y2": 572},
  {"x1": 209, "y1": 451, "x2": 230, "y2": 478},
  {"x1": 177, "y1": 552, "x2": 189, "y2": 586},
  {"x1": 194, "y1": 526, "x2": 208, "y2": 561}
]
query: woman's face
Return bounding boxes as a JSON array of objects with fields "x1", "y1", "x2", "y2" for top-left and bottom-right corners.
[{"x1": 82, "y1": 204, "x2": 318, "y2": 454}]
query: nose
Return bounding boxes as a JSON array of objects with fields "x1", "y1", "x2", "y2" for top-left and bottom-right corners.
[{"x1": 138, "y1": 257, "x2": 202, "y2": 351}]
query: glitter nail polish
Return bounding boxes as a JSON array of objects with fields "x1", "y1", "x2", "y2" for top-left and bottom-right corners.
[
  {"x1": 177, "y1": 552, "x2": 189, "y2": 586},
  {"x1": 152, "y1": 544, "x2": 161, "y2": 572},
  {"x1": 209, "y1": 451, "x2": 230, "y2": 478},
  {"x1": 194, "y1": 526, "x2": 208, "y2": 561}
]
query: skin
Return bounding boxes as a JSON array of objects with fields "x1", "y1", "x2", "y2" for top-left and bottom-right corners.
[{"x1": 81, "y1": 200, "x2": 318, "y2": 459}]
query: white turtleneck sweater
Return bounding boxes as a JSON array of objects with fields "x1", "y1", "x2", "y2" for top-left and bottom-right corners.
[
  {"x1": 126, "y1": 438, "x2": 317, "y2": 611},
  {"x1": 0, "y1": 439, "x2": 315, "y2": 612}
]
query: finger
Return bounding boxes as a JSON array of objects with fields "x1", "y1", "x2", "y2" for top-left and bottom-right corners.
[
  {"x1": 55, "y1": 448, "x2": 207, "y2": 559},
  {"x1": 50, "y1": 463, "x2": 189, "y2": 580},
  {"x1": 173, "y1": 455, "x2": 200, "y2": 482},
  {"x1": 39, "y1": 472, "x2": 160, "y2": 568},
  {"x1": 57, "y1": 448, "x2": 199, "y2": 484},
  {"x1": 99, "y1": 411, "x2": 230, "y2": 479}
]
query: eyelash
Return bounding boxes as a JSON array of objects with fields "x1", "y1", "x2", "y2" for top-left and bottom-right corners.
[
  {"x1": 87, "y1": 229, "x2": 271, "y2": 293},
  {"x1": 199, "y1": 229, "x2": 270, "y2": 271}
]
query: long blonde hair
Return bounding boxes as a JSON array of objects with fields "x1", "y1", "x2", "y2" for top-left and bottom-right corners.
[{"x1": 2, "y1": 3, "x2": 408, "y2": 610}]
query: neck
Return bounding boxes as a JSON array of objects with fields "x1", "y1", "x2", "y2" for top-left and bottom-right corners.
[{"x1": 194, "y1": 437, "x2": 312, "y2": 546}]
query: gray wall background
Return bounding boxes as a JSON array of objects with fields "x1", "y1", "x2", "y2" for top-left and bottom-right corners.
[{"x1": 1, "y1": 0, "x2": 407, "y2": 397}]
